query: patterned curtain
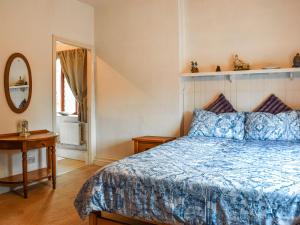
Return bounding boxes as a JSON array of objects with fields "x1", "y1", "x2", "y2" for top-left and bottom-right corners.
[{"x1": 57, "y1": 49, "x2": 87, "y2": 122}]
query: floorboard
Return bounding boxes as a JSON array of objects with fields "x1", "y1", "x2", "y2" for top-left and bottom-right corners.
[{"x1": 0, "y1": 165, "x2": 118, "y2": 225}]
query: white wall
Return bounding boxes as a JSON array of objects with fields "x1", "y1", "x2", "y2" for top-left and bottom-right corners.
[
  {"x1": 94, "y1": 0, "x2": 300, "y2": 165},
  {"x1": 94, "y1": 0, "x2": 181, "y2": 164},
  {"x1": 183, "y1": 0, "x2": 300, "y2": 72},
  {"x1": 2, "y1": 0, "x2": 300, "y2": 183},
  {"x1": 181, "y1": 0, "x2": 300, "y2": 132},
  {"x1": 0, "y1": 0, "x2": 94, "y2": 193}
]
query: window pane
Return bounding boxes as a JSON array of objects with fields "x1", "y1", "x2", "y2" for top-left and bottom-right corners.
[{"x1": 64, "y1": 78, "x2": 77, "y2": 114}]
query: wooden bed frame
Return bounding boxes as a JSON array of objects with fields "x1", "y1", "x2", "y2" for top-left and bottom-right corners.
[{"x1": 89, "y1": 211, "x2": 169, "y2": 225}]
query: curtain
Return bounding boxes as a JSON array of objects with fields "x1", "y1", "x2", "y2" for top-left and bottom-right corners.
[{"x1": 58, "y1": 49, "x2": 87, "y2": 123}]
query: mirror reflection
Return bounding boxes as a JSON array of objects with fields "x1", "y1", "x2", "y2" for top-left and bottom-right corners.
[{"x1": 8, "y1": 57, "x2": 30, "y2": 109}]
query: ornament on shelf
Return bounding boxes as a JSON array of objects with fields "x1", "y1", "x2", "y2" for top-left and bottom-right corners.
[
  {"x1": 216, "y1": 65, "x2": 221, "y2": 72},
  {"x1": 233, "y1": 54, "x2": 250, "y2": 71},
  {"x1": 15, "y1": 76, "x2": 26, "y2": 86},
  {"x1": 190, "y1": 61, "x2": 199, "y2": 73},
  {"x1": 293, "y1": 53, "x2": 300, "y2": 68}
]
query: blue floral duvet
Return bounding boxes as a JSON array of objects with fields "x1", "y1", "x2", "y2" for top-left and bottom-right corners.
[{"x1": 74, "y1": 137, "x2": 300, "y2": 225}]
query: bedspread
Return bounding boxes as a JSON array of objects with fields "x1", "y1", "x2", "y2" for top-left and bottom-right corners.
[{"x1": 74, "y1": 136, "x2": 300, "y2": 225}]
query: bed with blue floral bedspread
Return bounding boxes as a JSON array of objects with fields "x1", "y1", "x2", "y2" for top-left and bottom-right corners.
[{"x1": 74, "y1": 136, "x2": 300, "y2": 225}]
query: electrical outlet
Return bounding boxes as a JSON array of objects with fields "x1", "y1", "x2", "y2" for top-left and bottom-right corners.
[{"x1": 28, "y1": 156, "x2": 35, "y2": 164}]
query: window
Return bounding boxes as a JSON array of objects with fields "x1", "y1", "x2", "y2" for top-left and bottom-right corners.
[{"x1": 56, "y1": 58, "x2": 78, "y2": 115}]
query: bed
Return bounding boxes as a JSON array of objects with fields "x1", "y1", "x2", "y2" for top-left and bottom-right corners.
[{"x1": 74, "y1": 136, "x2": 300, "y2": 225}]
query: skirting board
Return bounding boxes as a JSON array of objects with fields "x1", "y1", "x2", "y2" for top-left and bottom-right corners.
[
  {"x1": 0, "y1": 187, "x2": 10, "y2": 195},
  {"x1": 93, "y1": 157, "x2": 117, "y2": 167}
]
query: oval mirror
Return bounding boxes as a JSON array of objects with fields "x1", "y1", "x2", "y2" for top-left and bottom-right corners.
[{"x1": 4, "y1": 53, "x2": 32, "y2": 113}]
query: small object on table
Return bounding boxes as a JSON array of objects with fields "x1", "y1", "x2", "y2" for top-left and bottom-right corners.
[
  {"x1": 132, "y1": 136, "x2": 176, "y2": 154},
  {"x1": 233, "y1": 54, "x2": 250, "y2": 71},
  {"x1": 19, "y1": 120, "x2": 30, "y2": 137},
  {"x1": 0, "y1": 130, "x2": 58, "y2": 198},
  {"x1": 216, "y1": 65, "x2": 221, "y2": 72},
  {"x1": 293, "y1": 53, "x2": 300, "y2": 67},
  {"x1": 191, "y1": 61, "x2": 199, "y2": 73}
]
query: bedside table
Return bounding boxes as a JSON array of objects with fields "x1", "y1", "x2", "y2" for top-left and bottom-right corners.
[{"x1": 132, "y1": 136, "x2": 176, "y2": 154}]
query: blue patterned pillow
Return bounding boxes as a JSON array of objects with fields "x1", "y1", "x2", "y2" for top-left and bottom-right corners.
[
  {"x1": 188, "y1": 109, "x2": 245, "y2": 140},
  {"x1": 245, "y1": 111, "x2": 300, "y2": 141}
]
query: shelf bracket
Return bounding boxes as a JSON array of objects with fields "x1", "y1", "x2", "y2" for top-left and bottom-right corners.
[
  {"x1": 225, "y1": 75, "x2": 232, "y2": 83},
  {"x1": 289, "y1": 72, "x2": 294, "y2": 80}
]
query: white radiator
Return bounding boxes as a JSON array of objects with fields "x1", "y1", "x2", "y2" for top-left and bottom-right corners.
[{"x1": 60, "y1": 122, "x2": 82, "y2": 146}]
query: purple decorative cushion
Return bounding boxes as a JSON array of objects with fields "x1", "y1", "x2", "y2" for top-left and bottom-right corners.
[
  {"x1": 254, "y1": 94, "x2": 292, "y2": 114},
  {"x1": 205, "y1": 94, "x2": 236, "y2": 114}
]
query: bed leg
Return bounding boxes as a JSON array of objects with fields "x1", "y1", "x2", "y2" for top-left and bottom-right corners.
[{"x1": 89, "y1": 213, "x2": 98, "y2": 225}]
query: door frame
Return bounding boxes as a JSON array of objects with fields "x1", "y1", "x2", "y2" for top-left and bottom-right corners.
[{"x1": 52, "y1": 35, "x2": 96, "y2": 165}]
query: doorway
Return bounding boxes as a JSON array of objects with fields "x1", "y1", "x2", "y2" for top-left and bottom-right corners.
[{"x1": 52, "y1": 36, "x2": 95, "y2": 175}]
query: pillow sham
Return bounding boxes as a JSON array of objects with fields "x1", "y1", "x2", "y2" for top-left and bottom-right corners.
[
  {"x1": 245, "y1": 111, "x2": 300, "y2": 141},
  {"x1": 188, "y1": 109, "x2": 245, "y2": 140},
  {"x1": 254, "y1": 94, "x2": 292, "y2": 114},
  {"x1": 205, "y1": 93, "x2": 236, "y2": 114}
]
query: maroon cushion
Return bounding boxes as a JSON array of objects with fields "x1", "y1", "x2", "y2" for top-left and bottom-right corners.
[
  {"x1": 205, "y1": 94, "x2": 236, "y2": 114},
  {"x1": 254, "y1": 94, "x2": 292, "y2": 114}
]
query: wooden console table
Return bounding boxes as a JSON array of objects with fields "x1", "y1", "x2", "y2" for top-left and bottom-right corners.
[{"x1": 0, "y1": 130, "x2": 58, "y2": 198}]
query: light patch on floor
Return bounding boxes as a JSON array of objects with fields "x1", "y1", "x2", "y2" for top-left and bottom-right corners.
[{"x1": 57, "y1": 158, "x2": 86, "y2": 175}]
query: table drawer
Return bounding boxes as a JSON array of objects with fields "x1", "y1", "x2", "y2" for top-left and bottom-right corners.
[
  {"x1": 137, "y1": 142, "x2": 159, "y2": 153},
  {"x1": 133, "y1": 136, "x2": 176, "y2": 154},
  {"x1": 26, "y1": 139, "x2": 55, "y2": 150}
]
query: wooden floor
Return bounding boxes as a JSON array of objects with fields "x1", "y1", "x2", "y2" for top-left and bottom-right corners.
[
  {"x1": 57, "y1": 158, "x2": 86, "y2": 175},
  {"x1": 0, "y1": 165, "x2": 121, "y2": 225}
]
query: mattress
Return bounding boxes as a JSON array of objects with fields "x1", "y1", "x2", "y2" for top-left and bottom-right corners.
[{"x1": 74, "y1": 136, "x2": 300, "y2": 225}]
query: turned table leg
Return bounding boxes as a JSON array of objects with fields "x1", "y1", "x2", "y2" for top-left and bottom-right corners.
[
  {"x1": 51, "y1": 146, "x2": 56, "y2": 189},
  {"x1": 22, "y1": 151, "x2": 28, "y2": 199},
  {"x1": 47, "y1": 147, "x2": 52, "y2": 181}
]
